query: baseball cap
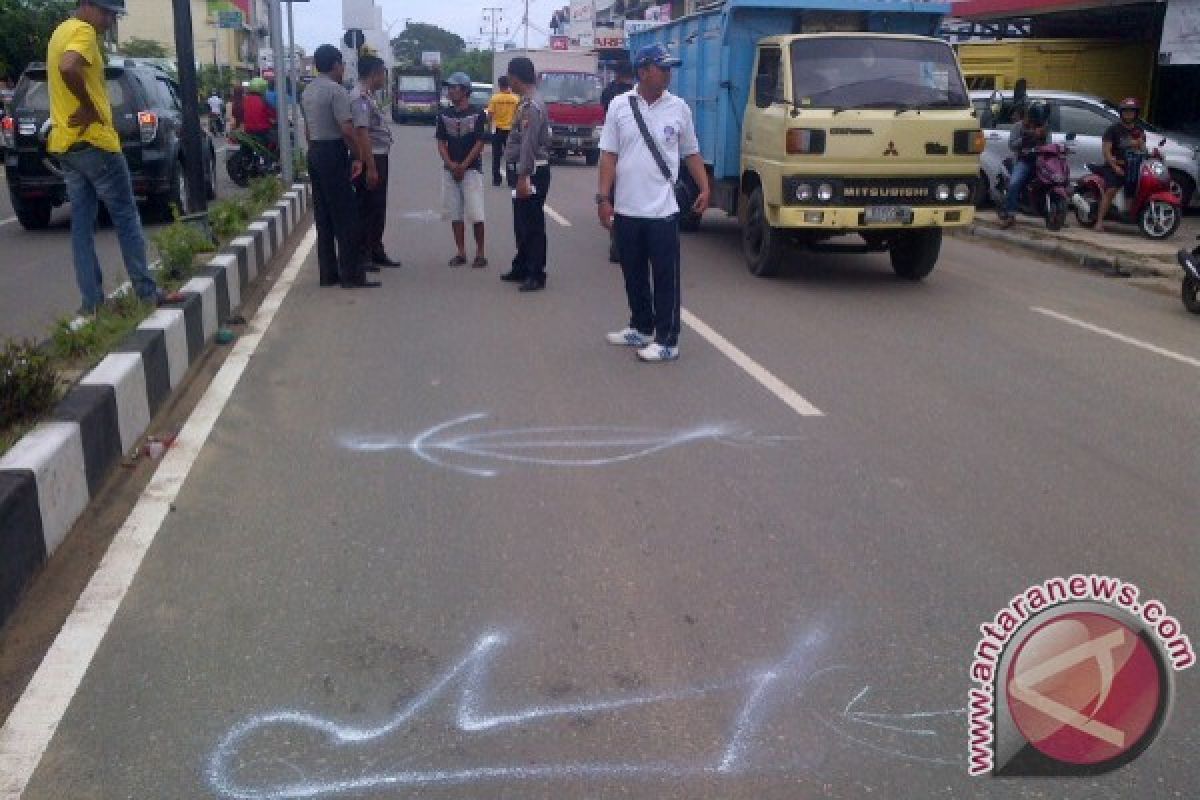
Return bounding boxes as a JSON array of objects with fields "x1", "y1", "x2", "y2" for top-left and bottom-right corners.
[
  {"x1": 633, "y1": 44, "x2": 681, "y2": 69},
  {"x1": 443, "y1": 72, "x2": 472, "y2": 89}
]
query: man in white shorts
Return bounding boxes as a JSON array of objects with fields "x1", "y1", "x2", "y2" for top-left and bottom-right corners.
[{"x1": 435, "y1": 72, "x2": 488, "y2": 267}]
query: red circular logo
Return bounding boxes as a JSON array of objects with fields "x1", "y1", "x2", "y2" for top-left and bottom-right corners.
[{"x1": 1005, "y1": 612, "x2": 1163, "y2": 766}]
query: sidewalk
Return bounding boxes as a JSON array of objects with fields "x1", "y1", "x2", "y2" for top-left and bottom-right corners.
[{"x1": 959, "y1": 208, "x2": 1193, "y2": 279}]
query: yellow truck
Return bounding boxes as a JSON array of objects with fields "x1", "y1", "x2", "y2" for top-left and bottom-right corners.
[
  {"x1": 629, "y1": 0, "x2": 982, "y2": 280},
  {"x1": 957, "y1": 38, "x2": 1155, "y2": 108}
]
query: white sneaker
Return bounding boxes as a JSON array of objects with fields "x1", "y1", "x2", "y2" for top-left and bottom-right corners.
[
  {"x1": 606, "y1": 327, "x2": 652, "y2": 347},
  {"x1": 636, "y1": 343, "x2": 679, "y2": 362}
]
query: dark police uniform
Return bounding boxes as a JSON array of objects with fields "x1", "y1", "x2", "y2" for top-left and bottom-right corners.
[
  {"x1": 502, "y1": 91, "x2": 551, "y2": 288},
  {"x1": 301, "y1": 73, "x2": 364, "y2": 287}
]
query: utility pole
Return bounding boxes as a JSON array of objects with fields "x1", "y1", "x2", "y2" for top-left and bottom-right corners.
[
  {"x1": 481, "y1": 7, "x2": 506, "y2": 51},
  {"x1": 523, "y1": 0, "x2": 530, "y2": 49},
  {"x1": 171, "y1": 0, "x2": 208, "y2": 213},
  {"x1": 285, "y1": 0, "x2": 299, "y2": 138},
  {"x1": 267, "y1": 0, "x2": 293, "y2": 184}
]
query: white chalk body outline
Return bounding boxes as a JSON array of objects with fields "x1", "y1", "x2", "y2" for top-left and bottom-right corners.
[{"x1": 208, "y1": 629, "x2": 966, "y2": 799}]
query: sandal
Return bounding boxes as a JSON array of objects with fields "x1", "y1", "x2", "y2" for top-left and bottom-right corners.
[
  {"x1": 472, "y1": 256, "x2": 488, "y2": 268},
  {"x1": 448, "y1": 254, "x2": 467, "y2": 267}
]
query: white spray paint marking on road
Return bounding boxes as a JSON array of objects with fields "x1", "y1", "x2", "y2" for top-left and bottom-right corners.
[
  {"x1": 208, "y1": 626, "x2": 965, "y2": 799},
  {"x1": 0, "y1": 228, "x2": 316, "y2": 800},
  {"x1": 544, "y1": 204, "x2": 572, "y2": 227},
  {"x1": 398, "y1": 209, "x2": 443, "y2": 223},
  {"x1": 338, "y1": 413, "x2": 803, "y2": 477},
  {"x1": 1032, "y1": 306, "x2": 1200, "y2": 369},
  {"x1": 681, "y1": 308, "x2": 824, "y2": 417}
]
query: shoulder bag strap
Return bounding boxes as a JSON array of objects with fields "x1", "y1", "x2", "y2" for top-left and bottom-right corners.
[{"x1": 628, "y1": 94, "x2": 673, "y2": 185}]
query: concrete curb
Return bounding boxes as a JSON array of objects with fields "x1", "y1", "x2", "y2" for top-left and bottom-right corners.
[
  {"x1": 0, "y1": 183, "x2": 312, "y2": 625},
  {"x1": 957, "y1": 222, "x2": 1182, "y2": 280}
]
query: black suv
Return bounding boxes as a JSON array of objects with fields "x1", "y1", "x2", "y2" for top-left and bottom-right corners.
[{"x1": 1, "y1": 59, "x2": 216, "y2": 230}]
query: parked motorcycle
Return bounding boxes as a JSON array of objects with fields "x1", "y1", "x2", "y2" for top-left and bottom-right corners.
[
  {"x1": 1072, "y1": 141, "x2": 1182, "y2": 239},
  {"x1": 225, "y1": 130, "x2": 279, "y2": 188},
  {"x1": 996, "y1": 141, "x2": 1073, "y2": 230},
  {"x1": 1177, "y1": 237, "x2": 1200, "y2": 314}
]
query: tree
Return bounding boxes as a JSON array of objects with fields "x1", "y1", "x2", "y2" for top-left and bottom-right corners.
[
  {"x1": 119, "y1": 36, "x2": 169, "y2": 58},
  {"x1": 442, "y1": 50, "x2": 493, "y2": 83},
  {"x1": 0, "y1": 0, "x2": 74, "y2": 81},
  {"x1": 390, "y1": 22, "x2": 465, "y2": 67}
]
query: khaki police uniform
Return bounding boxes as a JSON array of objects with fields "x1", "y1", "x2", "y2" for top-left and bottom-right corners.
[
  {"x1": 352, "y1": 83, "x2": 395, "y2": 263},
  {"x1": 502, "y1": 91, "x2": 551, "y2": 288}
]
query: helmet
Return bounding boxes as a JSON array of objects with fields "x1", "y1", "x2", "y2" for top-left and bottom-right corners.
[
  {"x1": 442, "y1": 72, "x2": 472, "y2": 89},
  {"x1": 1119, "y1": 97, "x2": 1141, "y2": 113},
  {"x1": 248, "y1": 77, "x2": 269, "y2": 95},
  {"x1": 1025, "y1": 101, "x2": 1048, "y2": 126}
]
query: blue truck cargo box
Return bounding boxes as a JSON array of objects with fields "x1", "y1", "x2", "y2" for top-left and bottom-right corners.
[{"x1": 628, "y1": 0, "x2": 950, "y2": 181}]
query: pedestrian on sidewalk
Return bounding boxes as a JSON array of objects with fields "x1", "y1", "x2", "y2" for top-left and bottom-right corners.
[
  {"x1": 352, "y1": 55, "x2": 400, "y2": 269},
  {"x1": 436, "y1": 72, "x2": 488, "y2": 268},
  {"x1": 501, "y1": 57, "x2": 552, "y2": 292},
  {"x1": 596, "y1": 44, "x2": 709, "y2": 363},
  {"x1": 301, "y1": 44, "x2": 378, "y2": 289},
  {"x1": 46, "y1": 0, "x2": 162, "y2": 315},
  {"x1": 998, "y1": 101, "x2": 1048, "y2": 229},
  {"x1": 487, "y1": 76, "x2": 518, "y2": 187}
]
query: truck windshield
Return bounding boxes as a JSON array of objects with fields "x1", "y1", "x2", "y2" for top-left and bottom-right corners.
[
  {"x1": 397, "y1": 76, "x2": 437, "y2": 92},
  {"x1": 791, "y1": 38, "x2": 968, "y2": 110},
  {"x1": 539, "y1": 73, "x2": 601, "y2": 105}
]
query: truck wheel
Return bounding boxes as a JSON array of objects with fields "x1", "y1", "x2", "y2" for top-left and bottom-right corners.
[
  {"x1": 741, "y1": 186, "x2": 785, "y2": 277},
  {"x1": 889, "y1": 229, "x2": 941, "y2": 281},
  {"x1": 14, "y1": 197, "x2": 52, "y2": 230},
  {"x1": 584, "y1": 149, "x2": 600, "y2": 166}
]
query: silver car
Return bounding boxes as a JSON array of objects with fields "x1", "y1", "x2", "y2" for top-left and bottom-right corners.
[{"x1": 970, "y1": 89, "x2": 1200, "y2": 209}]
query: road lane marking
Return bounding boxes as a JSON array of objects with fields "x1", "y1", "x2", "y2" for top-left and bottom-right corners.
[
  {"x1": 544, "y1": 204, "x2": 572, "y2": 227},
  {"x1": 1031, "y1": 306, "x2": 1200, "y2": 370},
  {"x1": 682, "y1": 308, "x2": 824, "y2": 417},
  {"x1": 0, "y1": 227, "x2": 316, "y2": 800}
]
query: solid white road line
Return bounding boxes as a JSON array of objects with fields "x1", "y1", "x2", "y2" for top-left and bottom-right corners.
[
  {"x1": 544, "y1": 204, "x2": 572, "y2": 227},
  {"x1": 682, "y1": 308, "x2": 824, "y2": 417},
  {"x1": 0, "y1": 227, "x2": 316, "y2": 800},
  {"x1": 1031, "y1": 306, "x2": 1200, "y2": 370}
]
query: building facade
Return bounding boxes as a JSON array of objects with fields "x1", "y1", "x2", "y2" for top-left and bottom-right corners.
[{"x1": 118, "y1": 0, "x2": 262, "y2": 71}]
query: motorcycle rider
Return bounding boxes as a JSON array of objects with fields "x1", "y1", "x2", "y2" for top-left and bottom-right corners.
[
  {"x1": 242, "y1": 77, "x2": 276, "y2": 153},
  {"x1": 999, "y1": 101, "x2": 1048, "y2": 229},
  {"x1": 1093, "y1": 97, "x2": 1147, "y2": 231}
]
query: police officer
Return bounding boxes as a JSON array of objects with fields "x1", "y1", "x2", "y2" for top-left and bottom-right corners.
[
  {"x1": 500, "y1": 57, "x2": 552, "y2": 292},
  {"x1": 352, "y1": 54, "x2": 400, "y2": 268},
  {"x1": 301, "y1": 44, "x2": 378, "y2": 289}
]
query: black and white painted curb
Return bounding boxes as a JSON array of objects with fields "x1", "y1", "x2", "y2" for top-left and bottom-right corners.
[{"x1": 0, "y1": 183, "x2": 311, "y2": 625}]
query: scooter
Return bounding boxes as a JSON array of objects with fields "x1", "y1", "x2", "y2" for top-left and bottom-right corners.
[
  {"x1": 996, "y1": 142, "x2": 1072, "y2": 231},
  {"x1": 1072, "y1": 142, "x2": 1182, "y2": 240},
  {"x1": 225, "y1": 130, "x2": 279, "y2": 188},
  {"x1": 1177, "y1": 236, "x2": 1200, "y2": 313}
]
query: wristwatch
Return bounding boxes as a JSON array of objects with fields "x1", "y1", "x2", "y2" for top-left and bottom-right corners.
[{"x1": 595, "y1": 193, "x2": 610, "y2": 205}]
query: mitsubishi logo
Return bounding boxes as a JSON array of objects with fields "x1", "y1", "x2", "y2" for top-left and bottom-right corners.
[{"x1": 883, "y1": 141, "x2": 899, "y2": 156}]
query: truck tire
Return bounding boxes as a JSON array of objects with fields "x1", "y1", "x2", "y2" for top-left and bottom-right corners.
[
  {"x1": 889, "y1": 229, "x2": 941, "y2": 281},
  {"x1": 584, "y1": 148, "x2": 600, "y2": 166},
  {"x1": 14, "y1": 196, "x2": 52, "y2": 230},
  {"x1": 741, "y1": 186, "x2": 786, "y2": 277}
]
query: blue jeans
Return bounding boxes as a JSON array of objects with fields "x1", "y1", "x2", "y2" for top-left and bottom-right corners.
[
  {"x1": 1004, "y1": 159, "x2": 1034, "y2": 216},
  {"x1": 614, "y1": 214, "x2": 681, "y2": 347},
  {"x1": 58, "y1": 145, "x2": 156, "y2": 312}
]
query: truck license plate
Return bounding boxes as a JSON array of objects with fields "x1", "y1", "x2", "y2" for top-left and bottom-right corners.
[
  {"x1": 567, "y1": 137, "x2": 580, "y2": 146},
  {"x1": 864, "y1": 206, "x2": 913, "y2": 225}
]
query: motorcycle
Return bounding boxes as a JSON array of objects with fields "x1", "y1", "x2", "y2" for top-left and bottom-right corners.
[
  {"x1": 1177, "y1": 236, "x2": 1200, "y2": 314},
  {"x1": 225, "y1": 130, "x2": 279, "y2": 188},
  {"x1": 1072, "y1": 141, "x2": 1182, "y2": 239},
  {"x1": 995, "y1": 142, "x2": 1073, "y2": 231}
]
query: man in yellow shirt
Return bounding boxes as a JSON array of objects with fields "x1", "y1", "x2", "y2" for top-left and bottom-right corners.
[
  {"x1": 486, "y1": 76, "x2": 519, "y2": 187},
  {"x1": 48, "y1": 0, "x2": 160, "y2": 314}
]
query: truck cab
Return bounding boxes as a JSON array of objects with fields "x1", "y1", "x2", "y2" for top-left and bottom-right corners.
[
  {"x1": 539, "y1": 71, "x2": 604, "y2": 166},
  {"x1": 630, "y1": 0, "x2": 982, "y2": 280}
]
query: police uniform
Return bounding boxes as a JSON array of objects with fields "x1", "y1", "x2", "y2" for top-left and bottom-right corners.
[
  {"x1": 501, "y1": 91, "x2": 551, "y2": 289},
  {"x1": 301, "y1": 73, "x2": 364, "y2": 287},
  {"x1": 352, "y1": 82, "x2": 396, "y2": 265}
]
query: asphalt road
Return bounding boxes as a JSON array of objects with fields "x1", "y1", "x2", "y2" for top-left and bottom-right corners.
[
  {"x1": 0, "y1": 139, "x2": 238, "y2": 343},
  {"x1": 8, "y1": 123, "x2": 1200, "y2": 798}
]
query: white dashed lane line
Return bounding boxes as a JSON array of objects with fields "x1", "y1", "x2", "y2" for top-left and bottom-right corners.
[
  {"x1": 1031, "y1": 306, "x2": 1200, "y2": 370},
  {"x1": 544, "y1": 204, "x2": 572, "y2": 227}
]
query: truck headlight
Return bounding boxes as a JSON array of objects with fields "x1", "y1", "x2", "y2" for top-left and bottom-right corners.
[
  {"x1": 817, "y1": 183, "x2": 834, "y2": 202},
  {"x1": 795, "y1": 183, "x2": 813, "y2": 202},
  {"x1": 953, "y1": 183, "x2": 970, "y2": 202},
  {"x1": 936, "y1": 184, "x2": 951, "y2": 201}
]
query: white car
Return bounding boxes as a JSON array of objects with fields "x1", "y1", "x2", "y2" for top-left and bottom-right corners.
[{"x1": 970, "y1": 89, "x2": 1200, "y2": 209}]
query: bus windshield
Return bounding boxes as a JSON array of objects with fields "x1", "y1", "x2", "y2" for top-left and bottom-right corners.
[
  {"x1": 791, "y1": 38, "x2": 969, "y2": 110},
  {"x1": 396, "y1": 75, "x2": 437, "y2": 92}
]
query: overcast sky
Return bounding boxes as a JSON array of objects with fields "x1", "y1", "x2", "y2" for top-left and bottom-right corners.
[{"x1": 289, "y1": 0, "x2": 551, "y2": 53}]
